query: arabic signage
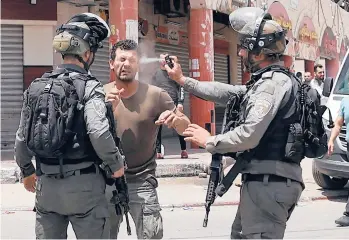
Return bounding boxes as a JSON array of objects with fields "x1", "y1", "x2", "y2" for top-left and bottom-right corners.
[
  {"x1": 297, "y1": 16, "x2": 318, "y2": 44},
  {"x1": 155, "y1": 26, "x2": 188, "y2": 46},
  {"x1": 339, "y1": 36, "x2": 349, "y2": 62},
  {"x1": 267, "y1": 1, "x2": 294, "y2": 56},
  {"x1": 295, "y1": 16, "x2": 319, "y2": 61},
  {"x1": 320, "y1": 27, "x2": 337, "y2": 60}
]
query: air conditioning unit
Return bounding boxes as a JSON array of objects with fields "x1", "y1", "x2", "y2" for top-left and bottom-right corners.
[{"x1": 154, "y1": 0, "x2": 190, "y2": 18}]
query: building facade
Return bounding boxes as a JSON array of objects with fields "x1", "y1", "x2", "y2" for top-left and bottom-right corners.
[
  {"x1": 1, "y1": 0, "x2": 57, "y2": 158},
  {"x1": 252, "y1": 0, "x2": 349, "y2": 81},
  {"x1": 1, "y1": 0, "x2": 349, "y2": 155}
]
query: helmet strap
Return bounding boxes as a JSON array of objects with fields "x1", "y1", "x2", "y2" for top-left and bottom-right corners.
[
  {"x1": 76, "y1": 55, "x2": 90, "y2": 71},
  {"x1": 246, "y1": 51, "x2": 264, "y2": 73},
  {"x1": 76, "y1": 48, "x2": 97, "y2": 72}
]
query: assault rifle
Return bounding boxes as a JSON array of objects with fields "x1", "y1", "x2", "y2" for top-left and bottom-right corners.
[
  {"x1": 203, "y1": 93, "x2": 253, "y2": 227},
  {"x1": 100, "y1": 102, "x2": 131, "y2": 235}
]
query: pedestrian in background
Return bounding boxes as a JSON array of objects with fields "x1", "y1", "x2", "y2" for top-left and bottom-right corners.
[{"x1": 328, "y1": 98, "x2": 349, "y2": 227}]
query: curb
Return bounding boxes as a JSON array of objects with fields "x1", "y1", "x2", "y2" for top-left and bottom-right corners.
[
  {"x1": 1, "y1": 162, "x2": 208, "y2": 184},
  {"x1": 160, "y1": 194, "x2": 349, "y2": 209},
  {"x1": 2, "y1": 194, "x2": 348, "y2": 213}
]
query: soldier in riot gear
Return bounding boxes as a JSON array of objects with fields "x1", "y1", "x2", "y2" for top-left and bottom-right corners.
[
  {"x1": 164, "y1": 7, "x2": 305, "y2": 239},
  {"x1": 14, "y1": 13, "x2": 124, "y2": 239}
]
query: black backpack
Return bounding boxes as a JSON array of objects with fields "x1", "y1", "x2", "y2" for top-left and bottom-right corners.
[
  {"x1": 299, "y1": 82, "x2": 331, "y2": 158},
  {"x1": 24, "y1": 69, "x2": 90, "y2": 162}
]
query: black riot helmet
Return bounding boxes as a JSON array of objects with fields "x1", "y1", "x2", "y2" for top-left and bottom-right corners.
[
  {"x1": 53, "y1": 13, "x2": 111, "y2": 71},
  {"x1": 229, "y1": 7, "x2": 288, "y2": 72}
]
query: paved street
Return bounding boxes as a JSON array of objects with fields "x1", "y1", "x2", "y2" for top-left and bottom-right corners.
[
  {"x1": 1, "y1": 199, "x2": 348, "y2": 239},
  {"x1": 1, "y1": 137, "x2": 349, "y2": 238}
]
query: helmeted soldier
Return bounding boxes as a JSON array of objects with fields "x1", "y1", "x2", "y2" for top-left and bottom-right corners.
[
  {"x1": 14, "y1": 12, "x2": 124, "y2": 239},
  {"x1": 163, "y1": 7, "x2": 305, "y2": 239}
]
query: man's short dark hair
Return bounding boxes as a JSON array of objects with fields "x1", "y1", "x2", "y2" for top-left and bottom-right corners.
[
  {"x1": 110, "y1": 39, "x2": 138, "y2": 60},
  {"x1": 314, "y1": 64, "x2": 323, "y2": 73}
]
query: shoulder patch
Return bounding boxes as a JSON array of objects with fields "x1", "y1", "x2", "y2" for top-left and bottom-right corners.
[
  {"x1": 92, "y1": 99, "x2": 105, "y2": 118},
  {"x1": 252, "y1": 98, "x2": 273, "y2": 118}
]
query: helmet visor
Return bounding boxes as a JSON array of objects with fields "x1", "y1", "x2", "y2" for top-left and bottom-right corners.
[{"x1": 229, "y1": 7, "x2": 265, "y2": 33}]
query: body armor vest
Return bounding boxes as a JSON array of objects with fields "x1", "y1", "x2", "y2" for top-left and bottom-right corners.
[{"x1": 223, "y1": 65, "x2": 303, "y2": 164}]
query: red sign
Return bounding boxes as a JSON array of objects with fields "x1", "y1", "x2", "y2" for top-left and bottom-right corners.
[
  {"x1": 267, "y1": 2, "x2": 294, "y2": 56},
  {"x1": 295, "y1": 16, "x2": 319, "y2": 61},
  {"x1": 320, "y1": 27, "x2": 337, "y2": 60},
  {"x1": 155, "y1": 26, "x2": 188, "y2": 46},
  {"x1": 339, "y1": 36, "x2": 349, "y2": 62}
]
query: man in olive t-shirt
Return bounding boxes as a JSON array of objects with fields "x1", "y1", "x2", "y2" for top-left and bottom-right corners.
[{"x1": 104, "y1": 39, "x2": 190, "y2": 239}]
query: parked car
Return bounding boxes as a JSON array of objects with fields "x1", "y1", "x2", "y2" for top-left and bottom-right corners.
[{"x1": 312, "y1": 50, "x2": 349, "y2": 189}]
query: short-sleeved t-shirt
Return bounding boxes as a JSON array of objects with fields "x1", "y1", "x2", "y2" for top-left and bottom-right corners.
[
  {"x1": 104, "y1": 81, "x2": 175, "y2": 178},
  {"x1": 338, "y1": 98, "x2": 349, "y2": 142}
]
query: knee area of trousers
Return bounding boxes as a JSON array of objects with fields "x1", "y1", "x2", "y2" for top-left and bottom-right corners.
[{"x1": 141, "y1": 203, "x2": 163, "y2": 239}]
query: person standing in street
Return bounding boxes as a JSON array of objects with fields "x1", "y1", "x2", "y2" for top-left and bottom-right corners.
[
  {"x1": 310, "y1": 64, "x2": 325, "y2": 95},
  {"x1": 303, "y1": 71, "x2": 312, "y2": 84},
  {"x1": 328, "y1": 98, "x2": 349, "y2": 227},
  {"x1": 163, "y1": 7, "x2": 305, "y2": 239},
  {"x1": 310, "y1": 64, "x2": 328, "y2": 105},
  {"x1": 104, "y1": 39, "x2": 191, "y2": 239},
  {"x1": 14, "y1": 13, "x2": 124, "y2": 239},
  {"x1": 152, "y1": 53, "x2": 188, "y2": 159}
]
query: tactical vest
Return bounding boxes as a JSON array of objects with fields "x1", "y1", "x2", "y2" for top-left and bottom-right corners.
[
  {"x1": 31, "y1": 68, "x2": 101, "y2": 166},
  {"x1": 223, "y1": 65, "x2": 303, "y2": 164}
]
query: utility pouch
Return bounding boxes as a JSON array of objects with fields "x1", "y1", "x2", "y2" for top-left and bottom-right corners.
[{"x1": 284, "y1": 123, "x2": 305, "y2": 164}]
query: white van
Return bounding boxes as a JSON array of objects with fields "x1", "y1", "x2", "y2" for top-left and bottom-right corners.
[{"x1": 312, "y1": 50, "x2": 349, "y2": 189}]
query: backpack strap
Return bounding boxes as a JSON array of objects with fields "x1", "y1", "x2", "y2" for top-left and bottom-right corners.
[
  {"x1": 42, "y1": 68, "x2": 70, "y2": 79},
  {"x1": 70, "y1": 73, "x2": 95, "y2": 103}
]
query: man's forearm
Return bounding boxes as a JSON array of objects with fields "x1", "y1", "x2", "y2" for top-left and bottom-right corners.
[
  {"x1": 329, "y1": 126, "x2": 341, "y2": 142},
  {"x1": 89, "y1": 131, "x2": 123, "y2": 173},
  {"x1": 14, "y1": 139, "x2": 35, "y2": 177},
  {"x1": 183, "y1": 77, "x2": 246, "y2": 106}
]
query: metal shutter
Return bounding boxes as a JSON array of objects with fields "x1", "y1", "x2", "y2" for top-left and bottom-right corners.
[
  {"x1": 214, "y1": 53, "x2": 229, "y2": 134},
  {"x1": 154, "y1": 43, "x2": 190, "y2": 137},
  {"x1": 89, "y1": 39, "x2": 110, "y2": 84},
  {"x1": 1, "y1": 25, "x2": 24, "y2": 157}
]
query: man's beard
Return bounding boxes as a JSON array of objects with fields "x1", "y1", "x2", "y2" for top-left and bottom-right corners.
[
  {"x1": 117, "y1": 71, "x2": 135, "y2": 82},
  {"x1": 242, "y1": 56, "x2": 260, "y2": 73},
  {"x1": 316, "y1": 76, "x2": 324, "y2": 81}
]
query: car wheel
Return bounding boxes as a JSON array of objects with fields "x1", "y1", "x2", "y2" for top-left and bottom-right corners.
[{"x1": 312, "y1": 161, "x2": 348, "y2": 189}]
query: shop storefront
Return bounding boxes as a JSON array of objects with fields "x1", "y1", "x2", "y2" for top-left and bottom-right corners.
[
  {"x1": 267, "y1": 1, "x2": 294, "y2": 69},
  {"x1": 1, "y1": 0, "x2": 56, "y2": 157},
  {"x1": 319, "y1": 27, "x2": 339, "y2": 78},
  {"x1": 1, "y1": 24, "x2": 24, "y2": 153},
  {"x1": 295, "y1": 16, "x2": 319, "y2": 76}
]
